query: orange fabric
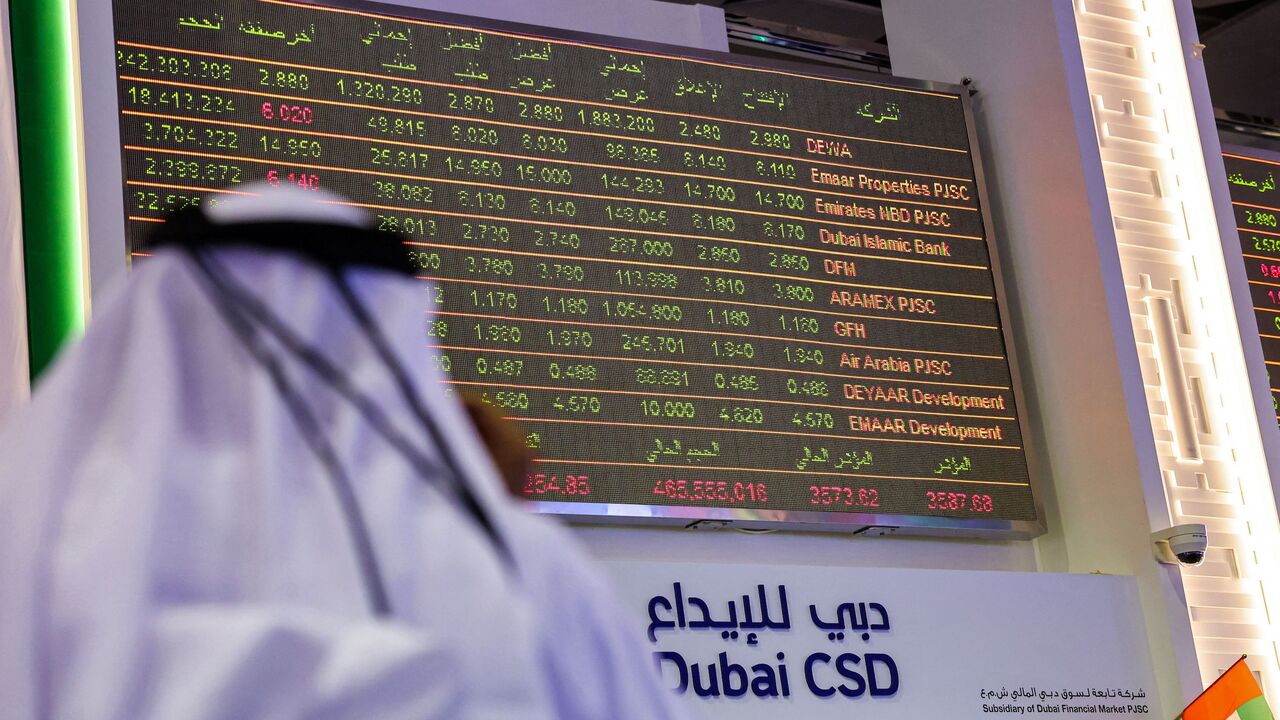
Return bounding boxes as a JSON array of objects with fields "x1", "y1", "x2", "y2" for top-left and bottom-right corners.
[{"x1": 1184, "y1": 659, "x2": 1264, "y2": 720}]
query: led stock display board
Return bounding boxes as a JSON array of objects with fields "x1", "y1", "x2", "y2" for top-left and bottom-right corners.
[
  {"x1": 1225, "y1": 147, "x2": 1280, "y2": 432},
  {"x1": 110, "y1": 0, "x2": 1041, "y2": 534}
]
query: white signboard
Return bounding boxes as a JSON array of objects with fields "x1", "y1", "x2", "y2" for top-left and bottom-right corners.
[{"x1": 604, "y1": 561, "x2": 1160, "y2": 719}]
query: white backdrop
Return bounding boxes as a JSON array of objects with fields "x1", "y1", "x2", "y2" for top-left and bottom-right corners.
[{"x1": 606, "y1": 561, "x2": 1162, "y2": 719}]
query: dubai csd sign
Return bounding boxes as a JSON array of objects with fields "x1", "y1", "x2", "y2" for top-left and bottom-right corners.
[
  {"x1": 605, "y1": 561, "x2": 1160, "y2": 719},
  {"x1": 646, "y1": 581, "x2": 899, "y2": 701}
]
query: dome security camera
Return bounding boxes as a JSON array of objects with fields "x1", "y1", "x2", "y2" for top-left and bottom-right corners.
[{"x1": 1152, "y1": 523, "x2": 1208, "y2": 567}]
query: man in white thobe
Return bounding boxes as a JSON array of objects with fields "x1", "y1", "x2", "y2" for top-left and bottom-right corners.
[{"x1": 0, "y1": 187, "x2": 688, "y2": 720}]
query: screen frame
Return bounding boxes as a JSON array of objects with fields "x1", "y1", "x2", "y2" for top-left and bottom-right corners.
[{"x1": 77, "y1": 0, "x2": 1047, "y2": 538}]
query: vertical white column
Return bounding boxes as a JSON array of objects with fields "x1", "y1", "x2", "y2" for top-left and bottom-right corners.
[
  {"x1": 0, "y1": 1, "x2": 31, "y2": 421},
  {"x1": 1071, "y1": 0, "x2": 1280, "y2": 697}
]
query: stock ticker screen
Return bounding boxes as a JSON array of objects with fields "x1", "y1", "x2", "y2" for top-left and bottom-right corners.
[
  {"x1": 112, "y1": 0, "x2": 1040, "y2": 528},
  {"x1": 1225, "y1": 149, "x2": 1280, "y2": 431}
]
